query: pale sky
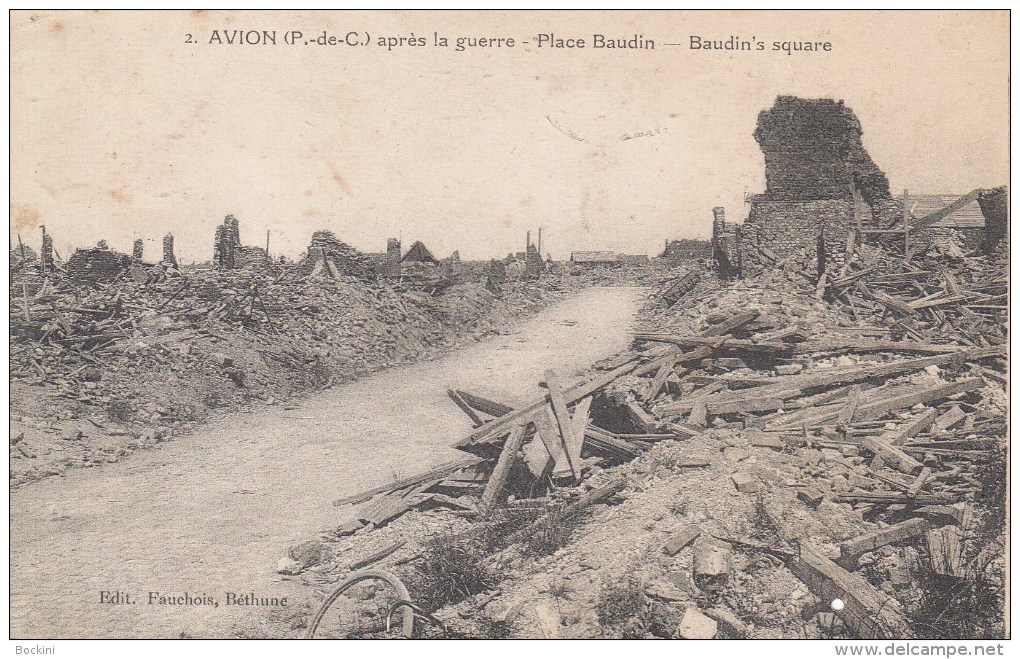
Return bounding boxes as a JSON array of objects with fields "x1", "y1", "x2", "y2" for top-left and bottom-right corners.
[{"x1": 10, "y1": 10, "x2": 1009, "y2": 263}]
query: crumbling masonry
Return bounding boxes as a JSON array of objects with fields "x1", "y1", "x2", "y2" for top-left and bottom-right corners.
[
  {"x1": 163, "y1": 233, "x2": 178, "y2": 267},
  {"x1": 718, "y1": 96, "x2": 900, "y2": 277},
  {"x1": 213, "y1": 215, "x2": 241, "y2": 269}
]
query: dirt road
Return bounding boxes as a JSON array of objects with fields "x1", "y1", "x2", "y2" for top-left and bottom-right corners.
[{"x1": 10, "y1": 287, "x2": 646, "y2": 639}]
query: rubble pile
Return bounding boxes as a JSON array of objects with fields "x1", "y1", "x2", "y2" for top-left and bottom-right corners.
[
  {"x1": 9, "y1": 266, "x2": 583, "y2": 486},
  {"x1": 300, "y1": 231, "x2": 375, "y2": 280},
  {"x1": 65, "y1": 247, "x2": 133, "y2": 283},
  {"x1": 822, "y1": 233, "x2": 1008, "y2": 348},
  {"x1": 294, "y1": 268, "x2": 1004, "y2": 639}
]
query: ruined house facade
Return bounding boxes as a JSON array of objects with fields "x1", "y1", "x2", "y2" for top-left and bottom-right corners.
[{"x1": 718, "y1": 96, "x2": 901, "y2": 277}]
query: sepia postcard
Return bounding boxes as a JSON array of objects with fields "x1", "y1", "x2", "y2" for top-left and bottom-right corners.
[{"x1": 7, "y1": 9, "x2": 1010, "y2": 647}]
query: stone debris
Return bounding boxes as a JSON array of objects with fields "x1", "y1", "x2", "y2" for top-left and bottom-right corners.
[{"x1": 678, "y1": 606, "x2": 718, "y2": 639}]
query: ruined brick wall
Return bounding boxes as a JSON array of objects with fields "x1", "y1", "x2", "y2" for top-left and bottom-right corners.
[
  {"x1": 754, "y1": 96, "x2": 891, "y2": 204},
  {"x1": 214, "y1": 215, "x2": 241, "y2": 269},
  {"x1": 736, "y1": 96, "x2": 897, "y2": 276},
  {"x1": 385, "y1": 238, "x2": 401, "y2": 277},
  {"x1": 132, "y1": 239, "x2": 144, "y2": 261},
  {"x1": 66, "y1": 248, "x2": 132, "y2": 282},
  {"x1": 740, "y1": 199, "x2": 852, "y2": 276},
  {"x1": 237, "y1": 245, "x2": 269, "y2": 268},
  {"x1": 300, "y1": 230, "x2": 374, "y2": 280},
  {"x1": 163, "y1": 234, "x2": 178, "y2": 266}
]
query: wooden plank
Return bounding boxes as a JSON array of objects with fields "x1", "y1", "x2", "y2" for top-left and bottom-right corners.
[
  {"x1": 626, "y1": 399, "x2": 660, "y2": 432},
  {"x1": 361, "y1": 479, "x2": 438, "y2": 526},
  {"x1": 428, "y1": 493, "x2": 478, "y2": 513},
  {"x1": 535, "y1": 406, "x2": 573, "y2": 479},
  {"x1": 835, "y1": 385, "x2": 862, "y2": 431},
  {"x1": 837, "y1": 518, "x2": 930, "y2": 569},
  {"x1": 643, "y1": 355, "x2": 677, "y2": 402},
  {"x1": 569, "y1": 396, "x2": 593, "y2": 459},
  {"x1": 774, "y1": 379, "x2": 983, "y2": 431},
  {"x1": 791, "y1": 340, "x2": 966, "y2": 356},
  {"x1": 854, "y1": 379, "x2": 983, "y2": 423},
  {"x1": 789, "y1": 543, "x2": 909, "y2": 639},
  {"x1": 883, "y1": 408, "x2": 938, "y2": 446},
  {"x1": 931, "y1": 405, "x2": 966, "y2": 433},
  {"x1": 634, "y1": 335, "x2": 788, "y2": 353},
  {"x1": 703, "y1": 310, "x2": 760, "y2": 336},
  {"x1": 911, "y1": 505, "x2": 965, "y2": 526},
  {"x1": 545, "y1": 370, "x2": 582, "y2": 482},
  {"x1": 710, "y1": 396, "x2": 788, "y2": 415},
  {"x1": 741, "y1": 348, "x2": 999, "y2": 401},
  {"x1": 333, "y1": 456, "x2": 485, "y2": 507},
  {"x1": 688, "y1": 399, "x2": 708, "y2": 427},
  {"x1": 458, "y1": 360, "x2": 640, "y2": 448},
  {"x1": 663, "y1": 525, "x2": 702, "y2": 556},
  {"x1": 448, "y1": 389, "x2": 484, "y2": 427},
  {"x1": 860, "y1": 436, "x2": 924, "y2": 474},
  {"x1": 455, "y1": 390, "x2": 514, "y2": 418},
  {"x1": 658, "y1": 387, "x2": 799, "y2": 418},
  {"x1": 348, "y1": 541, "x2": 406, "y2": 571},
  {"x1": 906, "y1": 467, "x2": 933, "y2": 498},
  {"x1": 833, "y1": 492, "x2": 955, "y2": 506},
  {"x1": 478, "y1": 423, "x2": 527, "y2": 514},
  {"x1": 584, "y1": 425, "x2": 642, "y2": 459},
  {"x1": 927, "y1": 527, "x2": 965, "y2": 577},
  {"x1": 869, "y1": 288, "x2": 916, "y2": 316},
  {"x1": 522, "y1": 433, "x2": 553, "y2": 479},
  {"x1": 815, "y1": 271, "x2": 828, "y2": 300}
]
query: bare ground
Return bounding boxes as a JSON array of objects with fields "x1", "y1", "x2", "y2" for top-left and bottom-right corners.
[{"x1": 9, "y1": 287, "x2": 646, "y2": 639}]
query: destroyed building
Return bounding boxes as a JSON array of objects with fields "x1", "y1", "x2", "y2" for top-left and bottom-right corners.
[
  {"x1": 569, "y1": 251, "x2": 649, "y2": 267},
  {"x1": 401, "y1": 240, "x2": 438, "y2": 264},
  {"x1": 715, "y1": 96, "x2": 1008, "y2": 278},
  {"x1": 66, "y1": 247, "x2": 132, "y2": 282},
  {"x1": 213, "y1": 215, "x2": 242, "y2": 269},
  {"x1": 10, "y1": 244, "x2": 38, "y2": 267},
  {"x1": 732, "y1": 96, "x2": 900, "y2": 276},
  {"x1": 300, "y1": 230, "x2": 374, "y2": 280},
  {"x1": 162, "y1": 233, "x2": 178, "y2": 267},
  {"x1": 978, "y1": 186, "x2": 1008, "y2": 253},
  {"x1": 661, "y1": 238, "x2": 712, "y2": 262}
]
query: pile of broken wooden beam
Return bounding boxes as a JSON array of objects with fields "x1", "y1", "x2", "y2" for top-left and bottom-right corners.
[
  {"x1": 821, "y1": 232, "x2": 1007, "y2": 349},
  {"x1": 330, "y1": 300, "x2": 1005, "y2": 638},
  {"x1": 656, "y1": 267, "x2": 702, "y2": 305},
  {"x1": 332, "y1": 305, "x2": 1004, "y2": 532},
  {"x1": 329, "y1": 311, "x2": 766, "y2": 534}
]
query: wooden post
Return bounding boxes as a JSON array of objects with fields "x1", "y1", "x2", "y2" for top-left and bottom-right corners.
[
  {"x1": 545, "y1": 369, "x2": 582, "y2": 482},
  {"x1": 790, "y1": 543, "x2": 908, "y2": 638},
  {"x1": 21, "y1": 281, "x2": 31, "y2": 321},
  {"x1": 478, "y1": 423, "x2": 527, "y2": 514},
  {"x1": 265, "y1": 230, "x2": 270, "y2": 260}
]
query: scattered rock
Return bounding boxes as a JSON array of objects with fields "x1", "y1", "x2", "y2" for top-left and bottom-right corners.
[
  {"x1": 286, "y1": 539, "x2": 329, "y2": 571},
  {"x1": 731, "y1": 471, "x2": 759, "y2": 493},
  {"x1": 678, "y1": 606, "x2": 718, "y2": 639}
]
